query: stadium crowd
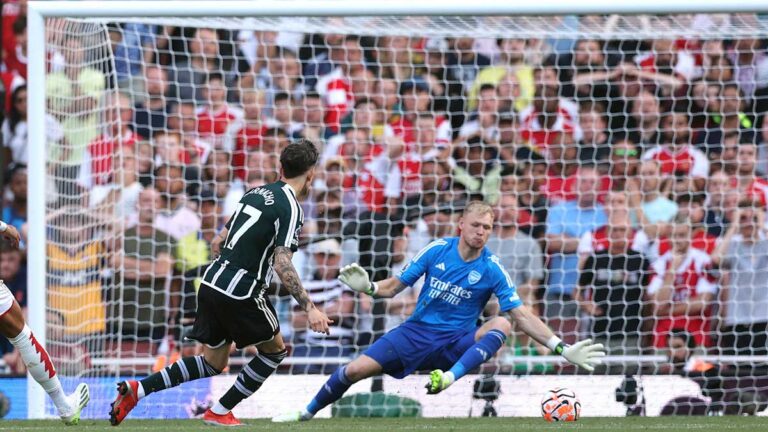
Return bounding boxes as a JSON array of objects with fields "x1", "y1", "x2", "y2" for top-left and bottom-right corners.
[{"x1": 2, "y1": 3, "x2": 768, "y2": 376}]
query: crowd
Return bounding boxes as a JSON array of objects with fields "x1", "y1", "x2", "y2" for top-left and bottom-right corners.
[{"x1": 2, "y1": 3, "x2": 768, "y2": 375}]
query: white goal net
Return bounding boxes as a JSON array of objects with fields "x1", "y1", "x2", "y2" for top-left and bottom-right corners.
[{"x1": 9, "y1": 9, "x2": 768, "y2": 419}]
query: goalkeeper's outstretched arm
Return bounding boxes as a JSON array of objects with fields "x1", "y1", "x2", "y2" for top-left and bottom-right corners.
[
  {"x1": 337, "y1": 263, "x2": 407, "y2": 298},
  {"x1": 508, "y1": 305, "x2": 606, "y2": 372}
]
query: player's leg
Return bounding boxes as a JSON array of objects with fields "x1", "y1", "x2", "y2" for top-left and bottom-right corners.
[
  {"x1": 109, "y1": 341, "x2": 227, "y2": 426},
  {"x1": 207, "y1": 332, "x2": 287, "y2": 419},
  {"x1": 0, "y1": 286, "x2": 89, "y2": 425},
  {"x1": 427, "y1": 317, "x2": 511, "y2": 394},
  {"x1": 110, "y1": 286, "x2": 227, "y2": 426},
  {"x1": 272, "y1": 354, "x2": 383, "y2": 423}
]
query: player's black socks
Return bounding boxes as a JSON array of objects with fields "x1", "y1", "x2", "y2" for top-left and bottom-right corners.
[
  {"x1": 219, "y1": 349, "x2": 287, "y2": 410},
  {"x1": 140, "y1": 355, "x2": 221, "y2": 397}
]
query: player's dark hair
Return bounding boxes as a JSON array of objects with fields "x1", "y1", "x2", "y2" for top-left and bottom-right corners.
[{"x1": 280, "y1": 138, "x2": 319, "y2": 179}]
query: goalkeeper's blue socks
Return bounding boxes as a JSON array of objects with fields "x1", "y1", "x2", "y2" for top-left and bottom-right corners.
[
  {"x1": 303, "y1": 365, "x2": 353, "y2": 419},
  {"x1": 446, "y1": 329, "x2": 507, "y2": 383}
]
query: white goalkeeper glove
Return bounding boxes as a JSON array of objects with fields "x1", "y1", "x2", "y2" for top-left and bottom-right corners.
[
  {"x1": 548, "y1": 337, "x2": 606, "y2": 372},
  {"x1": 338, "y1": 263, "x2": 378, "y2": 296}
]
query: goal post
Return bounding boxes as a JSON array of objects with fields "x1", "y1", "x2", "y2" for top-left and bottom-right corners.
[{"x1": 24, "y1": 0, "x2": 768, "y2": 420}]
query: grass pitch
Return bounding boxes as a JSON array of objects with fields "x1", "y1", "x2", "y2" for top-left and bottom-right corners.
[{"x1": 0, "y1": 417, "x2": 765, "y2": 431}]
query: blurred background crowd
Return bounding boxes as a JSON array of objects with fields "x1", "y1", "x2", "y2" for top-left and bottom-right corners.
[{"x1": 2, "y1": 1, "x2": 768, "y2": 377}]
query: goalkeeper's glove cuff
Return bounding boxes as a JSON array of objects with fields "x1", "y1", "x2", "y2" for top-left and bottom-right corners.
[
  {"x1": 368, "y1": 281, "x2": 379, "y2": 296},
  {"x1": 546, "y1": 336, "x2": 569, "y2": 355}
]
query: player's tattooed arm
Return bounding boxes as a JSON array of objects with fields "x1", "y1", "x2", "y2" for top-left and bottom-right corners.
[{"x1": 273, "y1": 246, "x2": 313, "y2": 311}]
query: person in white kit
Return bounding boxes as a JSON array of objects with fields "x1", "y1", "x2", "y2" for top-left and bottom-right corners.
[{"x1": 0, "y1": 220, "x2": 90, "y2": 424}]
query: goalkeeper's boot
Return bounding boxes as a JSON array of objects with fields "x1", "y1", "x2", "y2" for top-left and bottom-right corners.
[
  {"x1": 271, "y1": 410, "x2": 312, "y2": 423},
  {"x1": 109, "y1": 380, "x2": 139, "y2": 426},
  {"x1": 202, "y1": 409, "x2": 242, "y2": 427},
  {"x1": 425, "y1": 369, "x2": 454, "y2": 395},
  {"x1": 61, "y1": 383, "x2": 90, "y2": 426}
]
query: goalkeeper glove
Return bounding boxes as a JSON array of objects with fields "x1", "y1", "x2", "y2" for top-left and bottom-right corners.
[
  {"x1": 338, "y1": 263, "x2": 378, "y2": 296},
  {"x1": 548, "y1": 337, "x2": 606, "y2": 372}
]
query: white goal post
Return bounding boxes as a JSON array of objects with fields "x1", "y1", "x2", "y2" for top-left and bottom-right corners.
[{"x1": 24, "y1": 0, "x2": 768, "y2": 421}]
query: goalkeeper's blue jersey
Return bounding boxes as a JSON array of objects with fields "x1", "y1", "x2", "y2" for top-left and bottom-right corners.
[{"x1": 397, "y1": 237, "x2": 523, "y2": 331}]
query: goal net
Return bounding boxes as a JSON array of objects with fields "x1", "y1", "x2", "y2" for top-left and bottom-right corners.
[{"x1": 17, "y1": 11, "x2": 768, "y2": 419}]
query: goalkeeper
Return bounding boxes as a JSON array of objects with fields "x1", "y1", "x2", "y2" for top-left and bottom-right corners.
[{"x1": 274, "y1": 201, "x2": 605, "y2": 422}]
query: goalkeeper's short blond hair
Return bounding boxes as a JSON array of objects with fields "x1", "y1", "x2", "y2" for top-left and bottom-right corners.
[{"x1": 462, "y1": 200, "x2": 495, "y2": 220}]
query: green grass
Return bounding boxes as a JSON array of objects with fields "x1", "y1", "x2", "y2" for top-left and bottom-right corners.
[{"x1": 0, "y1": 417, "x2": 765, "y2": 431}]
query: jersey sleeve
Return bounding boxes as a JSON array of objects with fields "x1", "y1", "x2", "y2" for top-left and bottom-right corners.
[
  {"x1": 397, "y1": 239, "x2": 445, "y2": 287},
  {"x1": 275, "y1": 196, "x2": 302, "y2": 252},
  {"x1": 489, "y1": 255, "x2": 523, "y2": 312}
]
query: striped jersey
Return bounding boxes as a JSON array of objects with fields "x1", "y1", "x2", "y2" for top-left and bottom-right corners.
[{"x1": 201, "y1": 180, "x2": 303, "y2": 299}]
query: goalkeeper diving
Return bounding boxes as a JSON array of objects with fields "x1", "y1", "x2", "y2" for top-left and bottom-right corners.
[{"x1": 273, "y1": 201, "x2": 605, "y2": 422}]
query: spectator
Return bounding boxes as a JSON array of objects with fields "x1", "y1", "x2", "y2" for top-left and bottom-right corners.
[
  {"x1": 445, "y1": 37, "x2": 491, "y2": 97},
  {"x1": 260, "y1": 127, "x2": 290, "y2": 155},
  {"x1": 668, "y1": 192, "x2": 718, "y2": 255},
  {"x1": 704, "y1": 170, "x2": 734, "y2": 237},
  {"x1": 608, "y1": 138, "x2": 640, "y2": 190},
  {"x1": 628, "y1": 89, "x2": 662, "y2": 148},
  {"x1": 302, "y1": 32, "x2": 345, "y2": 91},
  {"x1": 712, "y1": 201, "x2": 768, "y2": 356},
  {"x1": 544, "y1": 166, "x2": 608, "y2": 344},
  {"x1": 578, "y1": 102, "x2": 611, "y2": 168},
  {"x1": 576, "y1": 219, "x2": 652, "y2": 356},
  {"x1": 643, "y1": 110, "x2": 710, "y2": 191},
  {"x1": 167, "y1": 102, "x2": 212, "y2": 165},
  {"x1": 3, "y1": 15, "x2": 28, "y2": 79},
  {"x1": 580, "y1": 190, "x2": 651, "y2": 260},
  {"x1": 266, "y1": 91, "x2": 301, "y2": 136},
  {"x1": 487, "y1": 193, "x2": 544, "y2": 311},
  {"x1": 451, "y1": 137, "x2": 502, "y2": 202},
  {"x1": 340, "y1": 128, "x2": 398, "y2": 215},
  {"x1": 631, "y1": 159, "x2": 678, "y2": 239},
  {"x1": 648, "y1": 214, "x2": 718, "y2": 349},
  {"x1": 293, "y1": 91, "x2": 325, "y2": 142},
  {"x1": 698, "y1": 83, "x2": 755, "y2": 152},
  {"x1": 242, "y1": 150, "x2": 279, "y2": 190},
  {"x1": 263, "y1": 48, "x2": 304, "y2": 105},
  {"x1": 195, "y1": 72, "x2": 244, "y2": 151},
  {"x1": 2, "y1": 164, "x2": 27, "y2": 232},
  {"x1": 634, "y1": 38, "x2": 692, "y2": 91},
  {"x1": 108, "y1": 22, "x2": 157, "y2": 88},
  {"x1": 46, "y1": 36, "x2": 106, "y2": 114},
  {"x1": 134, "y1": 65, "x2": 171, "y2": 140},
  {"x1": 469, "y1": 38, "x2": 533, "y2": 113},
  {"x1": 89, "y1": 152, "x2": 144, "y2": 225},
  {"x1": 390, "y1": 80, "x2": 451, "y2": 150},
  {"x1": 111, "y1": 188, "x2": 174, "y2": 344},
  {"x1": 232, "y1": 88, "x2": 267, "y2": 180},
  {"x1": 203, "y1": 151, "x2": 239, "y2": 213},
  {"x1": 291, "y1": 239, "x2": 356, "y2": 373},
  {"x1": 2, "y1": 85, "x2": 61, "y2": 166},
  {"x1": 80, "y1": 92, "x2": 138, "y2": 189},
  {"x1": 167, "y1": 28, "x2": 237, "y2": 104},
  {"x1": 735, "y1": 142, "x2": 768, "y2": 210},
  {"x1": 519, "y1": 59, "x2": 581, "y2": 152},
  {"x1": 153, "y1": 164, "x2": 202, "y2": 241},
  {"x1": 47, "y1": 207, "x2": 107, "y2": 338},
  {"x1": 458, "y1": 84, "x2": 501, "y2": 145},
  {"x1": 558, "y1": 38, "x2": 622, "y2": 101},
  {"x1": 727, "y1": 38, "x2": 768, "y2": 106},
  {"x1": 315, "y1": 35, "x2": 365, "y2": 134}
]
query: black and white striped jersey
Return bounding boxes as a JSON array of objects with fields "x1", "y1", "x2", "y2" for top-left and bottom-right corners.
[{"x1": 201, "y1": 180, "x2": 303, "y2": 299}]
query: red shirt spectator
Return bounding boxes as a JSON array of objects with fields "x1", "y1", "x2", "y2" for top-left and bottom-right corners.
[
  {"x1": 642, "y1": 144, "x2": 709, "y2": 178},
  {"x1": 317, "y1": 67, "x2": 353, "y2": 134},
  {"x1": 648, "y1": 246, "x2": 718, "y2": 348},
  {"x1": 195, "y1": 73, "x2": 243, "y2": 150}
]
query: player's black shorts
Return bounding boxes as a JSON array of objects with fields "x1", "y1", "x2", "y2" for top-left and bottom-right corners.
[{"x1": 185, "y1": 282, "x2": 280, "y2": 349}]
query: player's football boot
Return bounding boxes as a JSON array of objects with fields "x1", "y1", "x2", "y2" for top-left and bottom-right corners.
[
  {"x1": 425, "y1": 369, "x2": 453, "y2": 394},
  {"x1": 271, "y1": 410, "x2": 310, "y2": 423},
  {"x1": 109, "y1": 380, "x2": 140, "y2": 426},
  {"x1": 202, "y1": 409, "x2": 242, "y2": 426},
  {"x1": 61, "y1": 383, "x2": 90, "y2": 425}
]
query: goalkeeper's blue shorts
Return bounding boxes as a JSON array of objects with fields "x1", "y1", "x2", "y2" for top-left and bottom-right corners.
[{"x1": 364, "y1": 321, "x2": 478, "y2": 379}]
